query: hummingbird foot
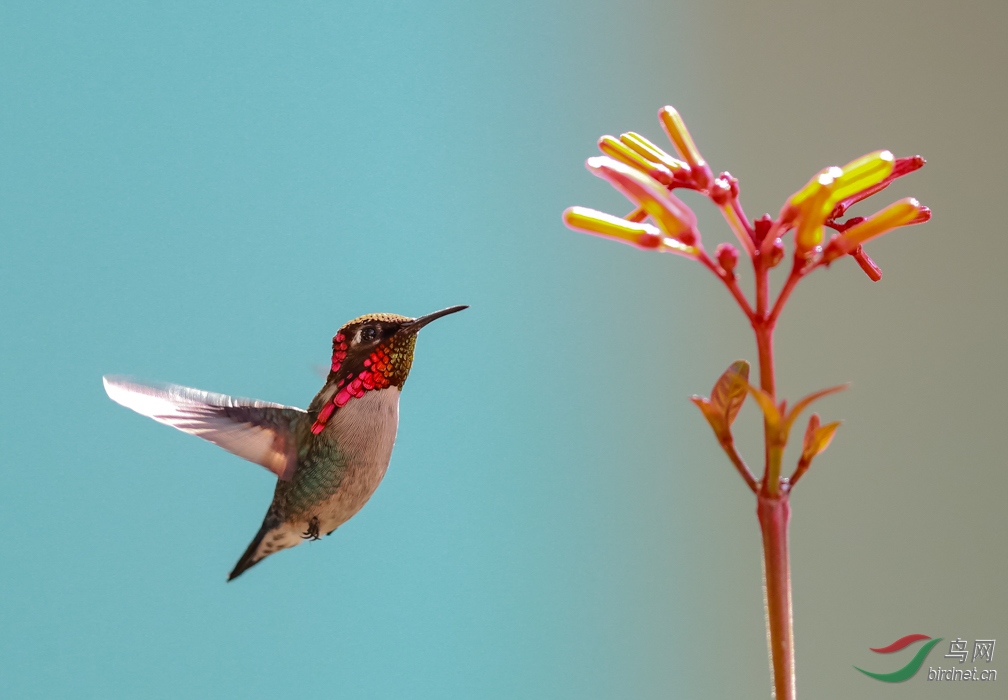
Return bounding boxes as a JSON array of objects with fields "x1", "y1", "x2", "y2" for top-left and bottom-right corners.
[{"x1": 301, "y1": 517, "x2": 321, "y2": 541}]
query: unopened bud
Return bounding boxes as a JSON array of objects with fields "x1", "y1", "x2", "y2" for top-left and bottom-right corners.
[
  {"x1": 720, "y1": 171, "x2": 739, "y2": 198},
  {"x1": 716, "y1": 243, "x2": 739, "y2": 276},
  {"x1": 753, "y1": 214, "x2": 773, "y2": 244},
  {"x1": 767, "y1": 238, "x2": 785, "y2": 268},
  {"x1": 710, "y1": 177, "x2": 732, "y2": 205}
]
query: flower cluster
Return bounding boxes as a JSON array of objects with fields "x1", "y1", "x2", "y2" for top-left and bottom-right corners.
[
  {"x1": 563, "y1": 106, "x2": 929, "y2": 284},
  {"x1": 563, "y1": 106, "x2": 930, "y2": 495}
]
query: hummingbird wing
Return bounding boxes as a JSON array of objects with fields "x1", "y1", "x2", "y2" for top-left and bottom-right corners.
[{"x1": 103, "y1": 376, "x2": 305, "y2": 481}]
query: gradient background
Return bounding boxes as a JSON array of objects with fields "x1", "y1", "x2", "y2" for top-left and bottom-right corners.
[{"x1": 1, "y1": 1, "x2": 1005, "y2": 698}]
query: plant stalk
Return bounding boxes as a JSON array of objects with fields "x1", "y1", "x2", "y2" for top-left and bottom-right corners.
[
  {"x1": 758, "y1": 494, "x2": 795, "y2": 700},
  {"x1": 753, "y1": 257, "x2": 795, "y2": 699}
]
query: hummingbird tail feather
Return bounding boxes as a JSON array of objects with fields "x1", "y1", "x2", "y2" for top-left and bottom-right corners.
[{"x1": 228, "y1": 517, "x2": 302, "y2": 581}]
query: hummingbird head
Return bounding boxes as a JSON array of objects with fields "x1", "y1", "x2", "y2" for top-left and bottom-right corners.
[
  {"x1": 325, "y1": 304, "x2": 468, "y2": 396},
  {"x1": 311, "y1": 305, "x2": 468, "y2": 432}
]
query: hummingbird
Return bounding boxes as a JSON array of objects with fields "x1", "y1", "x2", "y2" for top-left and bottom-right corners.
[{"x1": 103, "y1": 305, "x2": 467, "y2": 581}]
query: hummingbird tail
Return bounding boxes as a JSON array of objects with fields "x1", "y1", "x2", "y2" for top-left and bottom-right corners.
[{"x1": 228, "y1": 516, "x2": 302, "y2": 581}]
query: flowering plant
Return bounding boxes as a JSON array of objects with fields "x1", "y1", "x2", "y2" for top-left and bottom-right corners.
[{"x1": 563, "y1": 106, "x2": 929, "y2": 699}]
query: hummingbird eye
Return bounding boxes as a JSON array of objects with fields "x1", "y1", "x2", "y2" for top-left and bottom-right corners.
[{"x1": 359, "y1": 326, "x2": 378, "y2": 342}]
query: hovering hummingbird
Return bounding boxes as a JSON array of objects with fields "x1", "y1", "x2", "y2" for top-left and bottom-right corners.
[{"x1": 103, "y1": 305, "x2": 467, "y2": 581}]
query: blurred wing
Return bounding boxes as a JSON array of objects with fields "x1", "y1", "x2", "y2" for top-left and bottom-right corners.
[{"x1": 103, "y1": 376, "x2": 306, "y2": 481}]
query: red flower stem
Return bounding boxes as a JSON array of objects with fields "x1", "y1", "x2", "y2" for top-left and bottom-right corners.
[
  {"x1": 753, "y1": 258, "x2": 776, "y2": 398},
  {"x1": 730, "y1": 197, "x2": 756, "y2": 241},
  {"x1": 751, "y1": 253, "x2": 795, "y2": 699},
  {"x1": 698, "y1": 250, "x2": 755, "y2": 321},
  {"x1": 768, "y1": 258, "x2": 805, "y2": 325},
  {"x1": 697, "y1": 198, "x2": 800, "y2": 698},
  {"x1": 719, "y1": 437, "x2": 759, "y2": 493},
  {"x1": 758, "y1": 494, "x2": 795, "y2": 700},
  {"x1": 754, "y1": 256, "x2": 770, "y2": 322},
  {"x1": 789, "y1": 455, "x2": 811, "y2": 489},
  {"x1": 754, "y1": 321, "x2": 776, "y2": 399},
  {"x1": 626, "y1": 206, "x2": 648, "y2": 223}
]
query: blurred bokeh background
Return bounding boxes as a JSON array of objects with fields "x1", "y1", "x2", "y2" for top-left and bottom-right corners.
[{"x1": 1, "y1": 1, "x2": 1004, "y2": 697}]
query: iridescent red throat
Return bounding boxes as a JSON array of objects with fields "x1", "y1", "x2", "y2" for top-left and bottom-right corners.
[{"x1": 309, "y1": 332, "x2": 415, "y2": 434}]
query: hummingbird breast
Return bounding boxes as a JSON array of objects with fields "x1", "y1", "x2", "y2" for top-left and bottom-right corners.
[{"x1": 304, "y1": 386, "x2": 401, "y2": 533}]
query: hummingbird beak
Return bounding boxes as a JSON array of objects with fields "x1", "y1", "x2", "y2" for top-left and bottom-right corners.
[{"x1": 400, "y1": 305, "x2": 468, "y2": 334}]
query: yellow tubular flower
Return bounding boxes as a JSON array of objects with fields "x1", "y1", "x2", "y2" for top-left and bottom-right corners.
[
  {"x1": 618, "y1": 132, "x2": 690, "y2": 174},
  {"x1": 793, "y1": 169, "x2": 840, "y2": 252},
  {"x1": 658, "y1": 106, "x2": 713, "y2": 189},
  {"x1": 563, "y1": 206, "x2": 698, "y2": 257},
  {"x1": 833, "y1": 198, "x2": 923, "y2": 254},
  {"x1": 585, "y1": 156, "x2": 697, "y2": 242},
  {"x1": 827, "y1": 150, "x2": 895, "y2": 209},
  {"x1": 786, "y1": 167, "x2": 841, "y2": 215},
  {"x1": 598, "y1": 135, "x2": 675, "y2": 187},
  {"x1": 563, "y1": 206, "x2": 662, "y2": 249}
]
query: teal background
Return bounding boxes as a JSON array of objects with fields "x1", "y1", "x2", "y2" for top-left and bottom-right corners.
[{"x1": 1, "y1": 1, "x2": 1005, "y2": 698}]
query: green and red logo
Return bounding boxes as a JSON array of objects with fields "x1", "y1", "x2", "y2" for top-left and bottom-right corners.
[{"x1": 855, "y1": 634, "x2": 943, "y2": 682}]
